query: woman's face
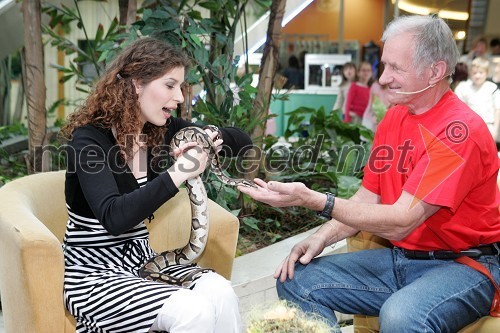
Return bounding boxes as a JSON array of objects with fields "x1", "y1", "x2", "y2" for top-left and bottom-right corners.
[
  {"x1": 358, "y1": 64, "x2": 373, "y2": 84},
  {"x1": 343, "y1": 66, "x2": 356, "y2": 81},
  {"x1": 133, "y1": 66, "x2": 185, "y2": 127}
]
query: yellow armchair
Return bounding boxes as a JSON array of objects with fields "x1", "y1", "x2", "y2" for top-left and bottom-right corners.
[
  {"x1": 0, "y1": 170, "x2": 240, "y2": 333},
  {"x1": 347, "y1": 232, "x2": 500, "y2": 333}
]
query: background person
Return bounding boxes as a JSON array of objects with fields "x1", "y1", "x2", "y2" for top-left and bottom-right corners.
[
  {"x1": 281, "y1": 55, "x2": 303, "y2": 89},
  {"x1": 361, "y1": 74, "x2": 391, "y2": 132},
  {"x1": 450, "y1": 62, "x2": 468, "y2": 91},
  {"x1": 343, "y1": 61, "x2": 373, "y2": 124},
  {"x1": 460, "y1": 35, "x2": 488, "y2": 68},
  {"x1": 60, "y1": 37, "x2": 252, "y2": 333},
  {"x1": 239, "y1": 15, "x2": 500, "y2": 333},
  {"x1": 332, "y1": 62, "x2": 357, "y2": 116},
  {"x1": 490, "y1": 37, "x2": 500, "y2": 56},
  {"x1": 454, "y1": 57, "x2": 500, "y2": 141}
]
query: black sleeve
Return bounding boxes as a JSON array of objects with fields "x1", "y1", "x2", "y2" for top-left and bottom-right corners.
[
  {"x1": 166, "y1": 117, "x2": 253, "y2": 157},
  {"x1": 66, "y1": 126, "x2": 179, "y2": 236}
]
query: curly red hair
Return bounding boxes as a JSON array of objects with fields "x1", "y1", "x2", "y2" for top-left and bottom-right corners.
[{"x1": 61, "y1": 37, "x2": 190, "y2": 159}]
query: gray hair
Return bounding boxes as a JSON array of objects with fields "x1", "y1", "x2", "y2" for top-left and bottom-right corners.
[{"x1": 381, "y1": 15, "x2": 460, "y2": 77}]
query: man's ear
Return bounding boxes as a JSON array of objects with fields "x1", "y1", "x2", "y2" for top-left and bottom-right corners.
[
  {"x1": 429, "y1": 60, "x2": 448, "y2": 85},
  {"x1": 132, "y1": 79, "x2": 142, "y2": 94}
]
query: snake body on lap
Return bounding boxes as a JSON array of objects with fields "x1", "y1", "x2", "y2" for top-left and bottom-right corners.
[{"x1": 138, "y1": 126, "x2": 255, "y2": 286}]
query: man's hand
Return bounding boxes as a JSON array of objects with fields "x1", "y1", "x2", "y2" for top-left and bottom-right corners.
[
  {"x1": 238, "y1": 179, "x2": 312, "y2": 208},
  {"x1": 274, "y1": 233, "x2": 327, "y2": 282}
]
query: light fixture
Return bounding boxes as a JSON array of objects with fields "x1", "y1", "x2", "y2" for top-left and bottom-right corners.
[
  {"x1": 455, "y1": 31, "x2": 466, "y2": 40},
  {"x1": 392, "y1": 0, "x2": 469, "y2": 21},
  {"x1": 438, "y1": 10, "x2": 469, "y2": 21}
]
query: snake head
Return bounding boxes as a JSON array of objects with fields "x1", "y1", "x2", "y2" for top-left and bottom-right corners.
[
  {"x1": 240, "y1": 179, "x2": 258, "y2": 188},
  {"x1": 202, "y1": 125, "x2": 222, "y2": 141}
]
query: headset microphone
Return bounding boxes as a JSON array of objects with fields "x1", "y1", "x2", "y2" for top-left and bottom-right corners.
[
  {"x1": 394, "y1": 74, "x2": 452, "y2": 95},
  {"x1": 394, "y1": 83, "x2": 436, "y2": 95}
]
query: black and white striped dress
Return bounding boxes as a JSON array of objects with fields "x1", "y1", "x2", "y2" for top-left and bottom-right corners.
[{"x1": 63, "y1": 176, "x2": 204, "y2": 333}]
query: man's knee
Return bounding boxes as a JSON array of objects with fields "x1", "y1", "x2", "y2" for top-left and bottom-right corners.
[{"x1": 379, "y1": 297, "x2": 432, "y2": 333}]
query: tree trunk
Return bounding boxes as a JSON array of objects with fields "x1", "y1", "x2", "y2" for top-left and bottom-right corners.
[
  {"x1": 247, "y1": 0, "x2": 286, "y2": 180},
  {"x1": 119, "y1": 0, "x2": 137, "y2": 27},
  {"x1": 13, "y1": 76, "x2": 24, "y2": 123},
  {"x1": 180, "y1": 85, "x2": 193, "y2": 121},
  {"x1": 0, "y1": 57, "x2": 10, "y2": 125},
  {"x1": 21, "y1": 0, "x2": 48, "y2": 174}
]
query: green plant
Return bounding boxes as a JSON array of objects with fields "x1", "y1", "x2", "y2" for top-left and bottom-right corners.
[
  {"x1": 0, "y1": 148, "x2": 28, "y2": 185},
  {"x1": 263, "y1": 106, "x2": 373, "y2": 196},
  {"x1": 42, "y1": 1, "x2": 134, "y2": 93},
  {"x1": 135, "y1": 1, "x2": 272, "y2": 132},
  {"x1": 235, "y1": 107, "x2": 375, "y2": 254},
  {"x1": 0, "y1": 122, "x2": 28, "y2": 143}
]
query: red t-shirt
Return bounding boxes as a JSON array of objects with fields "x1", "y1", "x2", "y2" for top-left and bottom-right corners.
[
  {"x1": 362, "y1": 90, "x2": 500, "y2": 251},
  {"x1": 345, "y1": 82, "x2": 370, "y2": 122}
]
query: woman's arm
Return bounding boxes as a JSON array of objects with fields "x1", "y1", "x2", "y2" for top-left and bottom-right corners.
[{"x1": 67, "y1": 126, "x2": 206, "y2": 236}]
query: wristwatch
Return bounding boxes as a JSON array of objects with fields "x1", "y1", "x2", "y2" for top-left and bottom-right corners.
[{"x1": 317, "y1": 192, "x2": 335, "y2": 219}]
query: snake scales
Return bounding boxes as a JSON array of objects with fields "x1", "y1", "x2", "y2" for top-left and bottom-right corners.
[{"x1": 138, "y1": 126, "x2": 255, "y2": 286}]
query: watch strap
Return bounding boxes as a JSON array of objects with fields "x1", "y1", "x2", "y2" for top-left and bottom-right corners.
[{"x1": 317, "y1": 192, "x2": 335, "y2": 219}]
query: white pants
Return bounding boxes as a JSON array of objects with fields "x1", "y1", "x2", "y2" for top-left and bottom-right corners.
[{"x1": 149, "y1": 272, "x2": 242, "y2": 333}]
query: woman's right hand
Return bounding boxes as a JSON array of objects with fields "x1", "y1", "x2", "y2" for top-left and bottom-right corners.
[{"x1": 168, "y1": 142, "x2": 209, "y2": 187}]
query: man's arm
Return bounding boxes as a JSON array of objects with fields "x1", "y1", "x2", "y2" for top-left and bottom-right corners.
[
  {"x1": 306, "y1": 185, "x2": 440, "y2": 241},
  {"x1": 316, "y1": 185, "x2": 381, "y2": 246},
  {"x1": 240, "y1": 180, "x2": 440, "y2": 241}
]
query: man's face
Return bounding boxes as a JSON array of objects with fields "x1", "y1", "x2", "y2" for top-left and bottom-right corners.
[{"x1": 378, "y1": 32, "x2": 432, "y2": 105}]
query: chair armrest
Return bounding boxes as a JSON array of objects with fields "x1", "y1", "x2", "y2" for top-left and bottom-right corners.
[
  {"x1": 147, "y1": 189, "x2": 239, "y2": 280},
  {"x1": 0, "y1": 181, "x2": 66, "y2": 333}
]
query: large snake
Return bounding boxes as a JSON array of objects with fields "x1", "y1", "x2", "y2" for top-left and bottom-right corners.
[{"x1": 139, "y1": 126, "x2": 255, "y2": 286}]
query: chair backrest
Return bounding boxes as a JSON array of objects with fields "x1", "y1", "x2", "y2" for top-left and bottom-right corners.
[
  {"x1": 0, "y1": 171, "x2": 69, "y2": 333},
  {"x1": 12, "y1": 170, "x2": 69, "y2": 241}
]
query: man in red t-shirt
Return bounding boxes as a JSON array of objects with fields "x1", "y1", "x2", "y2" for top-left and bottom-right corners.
[{"x1": 240, "y1": 15, "x2": 500, "y2": 332}]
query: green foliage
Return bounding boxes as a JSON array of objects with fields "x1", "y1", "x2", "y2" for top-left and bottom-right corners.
[
  {"x1": 135, "y1": 1, "x2": 271, "y2": 132},
  {"x1": 265, "y1": 107, "x2": 373, "y2": 197},
  {"x1": 42, "y1": 2, "x2": 135, "y2": 93},
  {"x1": 0, "y1": 149, "x2": 27, "y2": 185},
  {"x1": 0, "y1": 122, "x2": 28, "y2": 143},
  {"x1": 236, "y1": 107, "x2": 375, "y2": 252}
]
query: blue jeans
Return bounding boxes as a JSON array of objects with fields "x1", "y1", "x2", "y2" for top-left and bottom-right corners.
[{"x1": 276, "y1": 247, "x2": 500, "y2": 333}]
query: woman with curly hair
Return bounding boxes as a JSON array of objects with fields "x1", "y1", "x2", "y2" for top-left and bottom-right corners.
[{"x1": 60, "y1": 37, "x2": 251, "y2": 333}]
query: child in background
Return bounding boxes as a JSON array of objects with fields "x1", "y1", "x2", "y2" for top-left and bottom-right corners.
[
  {"x1": 344, "y1": 61, "x2": 373, "y2": 124},
  {"x1": 450, "y1": 62, "x2": 468, "y2": 91},
  {"x1": 489, "y1": 58, "x2": 500, "y2": 148},
  {"x1": 361, "y1": 78, "x2": 391, "y2": 132},
  {"x1": 455, "y1": 57, "x2": 500, "y2": 142},
  {"x1": 332, "y1": 62, "x2": 357, "y2": 115},
  {"x1": 488, "y1": 57, "x2": 500, "y2": 90}
]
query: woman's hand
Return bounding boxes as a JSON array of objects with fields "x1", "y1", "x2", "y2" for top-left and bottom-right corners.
[
  {"x1": 274, "y1": 233, "x2": 327, "y2": 282},
  {"x1": 204, "y1": 127, "x2": 223, "y2": 153},
  {"x1": 168, "y1": 142, "x2": 208, "y2": 187},
  {"x1": 238, "y1": 179, "x2": 314, "y2": 208}
]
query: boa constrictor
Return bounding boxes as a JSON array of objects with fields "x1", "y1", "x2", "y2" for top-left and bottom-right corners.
[{"x1": 139, "y1": 126, "x2": 255, "y2": 286}]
